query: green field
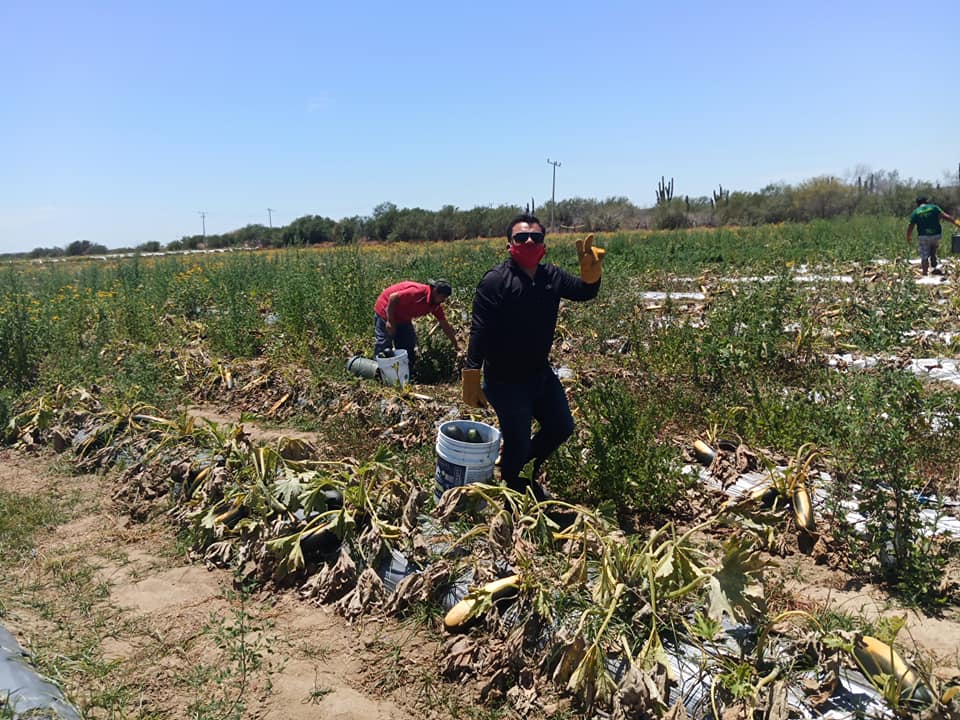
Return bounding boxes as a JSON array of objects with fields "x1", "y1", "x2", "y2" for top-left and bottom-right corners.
[{"x1": 2, "y1": 216, "x2": 959, "y2": 717}]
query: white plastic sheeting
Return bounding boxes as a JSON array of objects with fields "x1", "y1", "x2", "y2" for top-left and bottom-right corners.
[
  {"x1": 682, "y1": 454, "x2": 955, "y2": 718},
  {"x1": 828, "y1": 354, "x2": 960, "y2": 387}
]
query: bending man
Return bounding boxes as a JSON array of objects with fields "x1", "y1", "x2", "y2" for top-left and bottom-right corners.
[{"x1": 374, "y1": 279, "x2": 458, "y2": 370}]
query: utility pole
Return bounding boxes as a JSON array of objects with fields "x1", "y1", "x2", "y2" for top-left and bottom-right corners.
[
  {"x1": 198, "y1": 211, "x2": 207, "y2": 237},
  {"x1": 547, "y1": 158, "x2": 561, "y2": 232},
  {"x1": 267, "y1": 208, "x2": 275, "y2": 228}
]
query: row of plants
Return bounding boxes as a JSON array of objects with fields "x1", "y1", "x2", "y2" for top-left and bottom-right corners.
[
  {"x1": 4, "y1": 218, "x2": 958, "y2": 596},
  {"x1": 3, "y1": 375, "x2": 956, "y2": 718},
  {"x1": 0, "y1": 217, "x2": 913, "y2": 390}
]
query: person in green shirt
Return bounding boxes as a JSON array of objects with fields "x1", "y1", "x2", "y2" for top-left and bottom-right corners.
[{"x1": 906, "y1": 196, "x2": 960, "y2": 275}]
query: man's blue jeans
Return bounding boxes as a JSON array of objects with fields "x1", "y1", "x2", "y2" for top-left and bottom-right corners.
[
  {"x1": 373, "y1": 314, "x2": 417, "y2": 367},
  {"x1": 483, "y1": 367, "x2": 574, "y2": 494}
]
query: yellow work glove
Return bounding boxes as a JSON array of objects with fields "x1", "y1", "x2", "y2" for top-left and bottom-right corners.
[
  {"x1": 461, "y1": 368, "x2": 487, "y2": 408},
  {"x1": 576, "y1": 234, "x2": 606, "y2": 284}
]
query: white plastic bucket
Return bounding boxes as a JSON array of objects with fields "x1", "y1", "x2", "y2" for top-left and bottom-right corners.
[
  {"x1": 377, "y1": 349, "x2": 409, "y2": 387},
  {"x1": 435, "y1": 420, "x2": 501, "y2": 499}
]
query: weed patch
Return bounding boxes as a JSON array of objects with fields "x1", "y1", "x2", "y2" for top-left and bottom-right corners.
[
  {"x1": 551, "y1": 377, "x2": 687, "y2": 525},
  {"x1": 0, "y1": 489, "x2": 67, "y2": 566}
]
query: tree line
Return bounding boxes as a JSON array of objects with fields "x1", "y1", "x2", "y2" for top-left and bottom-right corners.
[{"x1": 20, "y1": 169, "x2": 960, "y2": 258}]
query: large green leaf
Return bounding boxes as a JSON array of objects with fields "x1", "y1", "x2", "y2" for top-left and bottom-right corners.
[
  {"x1": 707, "y1": 537, "x2": 767, "y2": 622},
  {"x1": 272, "y1": 470, "x2": 307, "y2": 509}
]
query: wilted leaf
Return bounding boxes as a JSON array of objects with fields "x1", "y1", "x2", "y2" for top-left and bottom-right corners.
[
  {"x1": 763, "y1": 679, "x2": 790, "y2": 720},
  {"x1": 265, "y1": 532, "x2": 305, "y2": 575},
  {"x1": 552, "y1": 634, "x2": 587, "y2": 686},
  {"x1": 383, "y1": 560, "x2": 451, "y2": 616},
  {"x1": 272, "y1": 471, "x2": 307, "y2": 509},
  {"x1": 568, "y1": 643, "x2": 617, "y2": 710},
  {"x1": 613, "y1": 664, "x2": 669, "y2": 720},
  {"x1": 203, "y1": 539, "x2": 234, "y2": 566},
  {"x1": 638, "y1": 628, "x2": 675, "y2": 682},
  {"x1": 560, "y1": 556, "x2": 587, "y2": 588},
  {"x1": 335, "y1": 567, "x2": 384, "y2": 622},
  {"x1": 488, "y1": 510, "x2": 514, "y2": 557},
  {"x1": 441, "y1": 635, "x2": 482, "y2": 679},
  {"x1": 707, "y1": 538, "x2": 768, "y2": 622},
  {"x1": 655, "y1": 538, "x2": 707, "y2": 597},
  {"x1": 408, "y1": 532, "x2": 431, "y2": 566},
  {"x1": 505, "y1": 667, "x2": 538, "y2": 715},
  {"x1": 401, "y1": 487, "x2": 426, "y2": 533},
  {"x1": 357, "y1": 522, "x2": 384, "y2": 564},
  {"x1": 662, "y1": 700, "x2": 689, "y2": 720},
  {"x1": 301, "y1": 547, "x2": 357, "y2": 603},
  {"x1": 434, "y1": 486, "x2": 470, "y2": 521},
  {"x1": 278, "y1": 436, "x2": 317, "y2": 461}
]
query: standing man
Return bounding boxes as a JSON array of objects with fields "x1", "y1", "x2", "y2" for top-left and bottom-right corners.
[
  {"x1": 907, "y1": 197, "x2": 960, "y2": 276},
  {"x1": 374, "y1": 279, "x2": 459, "y2": 370},
  {"x1": 462, "y1": 214, "x2": 605, "y2": 503}
]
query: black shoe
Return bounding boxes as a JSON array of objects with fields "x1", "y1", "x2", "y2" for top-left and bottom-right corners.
[{"x1": 545, "y1": 506, "x2": 578, "y2": 530}]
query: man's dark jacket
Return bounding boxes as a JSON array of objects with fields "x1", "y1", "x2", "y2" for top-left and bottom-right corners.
[{"x1": 466, "y1": 258, "x2": 599, "y2": 383}]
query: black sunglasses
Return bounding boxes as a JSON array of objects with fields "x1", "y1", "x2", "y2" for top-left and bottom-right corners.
[{"x1": 511, "y1": 231, "x2": 545, "y2": 244}]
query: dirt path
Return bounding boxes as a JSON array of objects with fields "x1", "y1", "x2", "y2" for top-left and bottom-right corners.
[
  {"x1": 185, "y1": 404, "x2": 324, "y2": 445},
  {"x1": 0, "y1": 447, "x2": 447, "y2": 719}
]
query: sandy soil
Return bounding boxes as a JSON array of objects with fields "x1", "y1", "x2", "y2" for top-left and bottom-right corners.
[
  {"x1": 0, "y1": 447, "x2": 440, "y2": 719},
  {"x1": 775, "y1": 555, "x2": 960, "y2": 683}
]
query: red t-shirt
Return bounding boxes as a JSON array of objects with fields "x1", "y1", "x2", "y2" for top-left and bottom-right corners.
[{"x1": 374, "y1": 281, "x2": 448, "y2": 325}]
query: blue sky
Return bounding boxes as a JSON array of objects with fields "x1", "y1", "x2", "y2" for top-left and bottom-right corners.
[{"x1": 2, "y1": 0, "x2": 957, "y2": 253}]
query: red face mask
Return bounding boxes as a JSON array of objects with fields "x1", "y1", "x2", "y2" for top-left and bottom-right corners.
[{"x1": 509, "y1": 242, "x2": 546, "y2": 270}]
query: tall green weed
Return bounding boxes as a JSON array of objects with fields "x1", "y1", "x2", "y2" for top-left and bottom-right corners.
[
  {"x1": 826, "y1": 369, "x2": 951, "y2": 605},
  {"x1": 0, "y1": 270, "x2": 45, "y2": 390},
  {"x1": 551, "y1": 378, "x2": 686, "y2": 524}
]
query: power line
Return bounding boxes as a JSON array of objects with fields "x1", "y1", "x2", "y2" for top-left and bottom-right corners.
[
  {"x1": 547, "y1": 158, "x2": 561, "y2": 232},
  {"x1": 198, "y1": 211, "x2": 207, "y2": 237}
]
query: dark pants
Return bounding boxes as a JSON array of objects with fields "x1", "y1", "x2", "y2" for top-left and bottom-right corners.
[
  {"x1": 483, "y1": 367, "x2": 574, "y2": 496},
  {"x1": 373, "y1": 314, "x2": 417, "y2": 367}
]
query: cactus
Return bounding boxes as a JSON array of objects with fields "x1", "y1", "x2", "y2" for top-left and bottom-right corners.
[
  {"x1": 656, "y1": 176, "x2": 674, "y2": 205},
  {"x1": 711, "y1": 184, "x2": 729, "y2": 208}
]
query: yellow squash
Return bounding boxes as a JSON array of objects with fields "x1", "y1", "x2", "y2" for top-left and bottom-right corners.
[
  {"x1": 852, "y1": 635, "x2": 933, "y2": 707},
  {"x1": 443, "y1": 574, "x2": 520, "y2": 630},
  {"x1": 692, "y1": 440, "x2": 715, "y2": 465},
  {"x1": 792, "y1": 481, "x2": 816, "y2": 532}
]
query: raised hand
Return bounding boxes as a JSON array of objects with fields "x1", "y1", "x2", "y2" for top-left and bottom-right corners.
[{"x1": 575, "y1": 234, "x2": 606, "y2": 284}]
